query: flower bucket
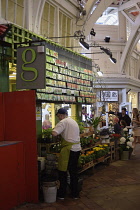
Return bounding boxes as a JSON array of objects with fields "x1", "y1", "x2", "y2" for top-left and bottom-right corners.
[
  {"x1": 121, "y1": 151, "x2": 129, "y2": 160},
  {"x1": 42, "y1": 181, "x2": 59, "y2": 203}
]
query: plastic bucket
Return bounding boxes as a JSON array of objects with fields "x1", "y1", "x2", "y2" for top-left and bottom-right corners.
[{"x1": 42, "y1": 181, "x2": 59, "y2": 203}]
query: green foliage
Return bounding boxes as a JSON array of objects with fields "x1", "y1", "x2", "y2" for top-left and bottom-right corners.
[
  {"x1": 50, "y1": 143, "x2": 61, "y2": 153},
  {"x1": 76, "y1": 120, "x2": 85, "y2": 134},
  {"x1": 42, "y1": 128, "x2": 53, "y2": 138},
  {"x1": 80, "y1": 137, "x2": 90, "y2": 147},
  {"x1": 94, "y1": 149, "x2": 106, "y2": 159},
  {"x1": 78, "y1": 151, "x2": 96, "y2": 167},
  {"x1": 87, "y1": 116, "x2": 102, "y2": 129}
]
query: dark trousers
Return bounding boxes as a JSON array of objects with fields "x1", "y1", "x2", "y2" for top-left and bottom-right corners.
[{"x1": 57, "y1": 150, "x2": 80, "y2": 198}]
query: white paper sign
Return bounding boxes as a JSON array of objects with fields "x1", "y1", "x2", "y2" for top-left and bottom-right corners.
[{"x1": 100, "y1": 90, "x2": 118, "y2": 102}]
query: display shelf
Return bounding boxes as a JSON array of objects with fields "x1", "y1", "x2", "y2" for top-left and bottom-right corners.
[
  {"x1": 78, "y1": 161, "x2": 95, "y2": 173},
  {"x1": 80, "y1": 131, "x2": 94, "y2": 138},
  {"x1": 81, "y1": 141, "x2": 101, "y2": 152},
  {"x1": 81, "y1": 146, "x2": 94, "y2": 152},
  {"x1": 110, "y1": 142, "x2": 116, "y2": 162},
  {"x1": 36, "y1": 44, "x2": 95, "y2": 104},
  {"x1": 115, "y1": 147, "x2": 120, "y2": 161},
  {"x1": 78, "y1": 155, "x2": 111, "y2": 174}
]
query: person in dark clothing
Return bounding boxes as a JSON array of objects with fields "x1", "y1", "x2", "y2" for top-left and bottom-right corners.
[
  {"x1": 108, "y1": 108, "x2": 131, "y2": 126},
  {"x1": 120, "y1": 120, "x2": 127, "y2": 135},
  {"x1": 120, "y1": 120, "x2": 127, "y2": 129},
  {"x1": 118, "y1": 108, "x2": 131, "y2": 126},
  {"x1": 113, "y1": 117, "x2": 121, "y2": 134}
]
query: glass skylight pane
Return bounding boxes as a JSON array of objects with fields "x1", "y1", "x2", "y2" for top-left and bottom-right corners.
[{"x1": 96, "y1": 10, "x2": 118, "y2": 25}]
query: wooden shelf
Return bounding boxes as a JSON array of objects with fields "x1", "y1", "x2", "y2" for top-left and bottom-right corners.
[
  {"x1": 78, "y1": 155, "x2": 111, "y2": 174},
  {"x1": 80, "y1": 131, "x2": 94, "y2": 138}
]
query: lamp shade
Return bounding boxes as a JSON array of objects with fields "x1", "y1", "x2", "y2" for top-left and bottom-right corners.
[
  {"x1": 79, "y1": 38, "x2": 89, "y2": 50},
  {"x1": 97, "y1": 71, "x2": 103, "y2": 76},
  {"x1": 100, "y1": 47, "x2": 112, "y2": 56},
  {"x1": 104, "y1": 36, "x2": 110, "y2": 42},
  {"x1": 110, "y1": 56, "x2": 117, "y2": 64}
]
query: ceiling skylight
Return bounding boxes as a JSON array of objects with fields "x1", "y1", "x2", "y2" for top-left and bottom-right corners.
[{"x1": 96, "y1": 9, "x2": 118, "y2": 25}]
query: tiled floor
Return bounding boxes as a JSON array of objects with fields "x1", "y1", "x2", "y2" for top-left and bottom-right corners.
[{"x1": 14, "y1": 144, "x2": 140, "y2": 210}]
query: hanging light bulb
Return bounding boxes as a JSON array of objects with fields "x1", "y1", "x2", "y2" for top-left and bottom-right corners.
[{"x1": 97, "y1": 70, "x2": 103, "y2": 76}]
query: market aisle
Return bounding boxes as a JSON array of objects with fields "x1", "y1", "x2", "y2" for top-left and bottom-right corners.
[{"x1": 14, "y1": 144, "x2": 140, "y2": 210}]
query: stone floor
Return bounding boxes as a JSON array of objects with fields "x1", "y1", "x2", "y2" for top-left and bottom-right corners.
[{"x1": 14, "y1": 144, "x2": 140, "y2": 210}]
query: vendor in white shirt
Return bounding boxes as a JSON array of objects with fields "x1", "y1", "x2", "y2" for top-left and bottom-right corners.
[{"x1": 52, "y1": 108, "x2": 81, "y2": 200}]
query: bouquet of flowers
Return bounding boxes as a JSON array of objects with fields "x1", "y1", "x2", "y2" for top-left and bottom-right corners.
[{"x1": 119, "y1": 128, "x2": 134, "y2": 152}]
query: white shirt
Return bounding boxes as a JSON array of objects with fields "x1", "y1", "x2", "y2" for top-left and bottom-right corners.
[{"x1": 53, "y1": 117, "x2": 81, "y2": 151}]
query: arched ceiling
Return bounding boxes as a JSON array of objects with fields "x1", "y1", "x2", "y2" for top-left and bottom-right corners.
[
  {"x1": 75, "y1": 0, "x2": 139, "y2": 35},
  {"x1": 74, "y1": 0, "x2": 140, "y2": 73}
]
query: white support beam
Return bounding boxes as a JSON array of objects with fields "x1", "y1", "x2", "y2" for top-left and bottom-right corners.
[
  {"x1": 118, "y1": 0, "x2": 140, "y2": 12},
  {"x1": 32, "y1": 0, "x2": 46, "y2": 33},
  {"x1": 83, "y1": 0, "x2": 115, "y2": 37},
  {"x1": 84, "y1": 0, "x2": 97, "y2": 22},
  {"x1": 120, "y1": 15, "x2": 140, "y2": 74}
]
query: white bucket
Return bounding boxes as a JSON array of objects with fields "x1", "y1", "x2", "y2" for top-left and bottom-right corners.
[{"x1": 42, "y1": 182, "x2": 58, "y2": 203}]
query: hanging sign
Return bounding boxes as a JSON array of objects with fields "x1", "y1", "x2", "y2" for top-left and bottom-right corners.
[
  {"x1": 16, "y1": 45, "x2": 46, "y2": 89},
  {"x1": 100, "y1": 90, "x2": 119, "y2": 102},
  {"x1": 36, "y1": 106, "x2": 41, "y2": 120}
]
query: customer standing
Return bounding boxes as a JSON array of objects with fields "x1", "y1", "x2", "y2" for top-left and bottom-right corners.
[
  {"x1": 132, "y1": 108, "x2": 140, "y2": 155},
  {"x1": 52, "y1": 108, "x2": 81, "y2": 200},
  {"x1": 108, "y1": 107, "x2": 131, "y2": 126},
  {"x1": 113, "y1": 117, "x2": 121, "y2": 134},
  {"x1": 118, "y1": 108, "x2": 131, "y2": 126}
]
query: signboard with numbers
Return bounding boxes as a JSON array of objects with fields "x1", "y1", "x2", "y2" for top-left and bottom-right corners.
[
  {"x1": 16, "y1": 45, "x2": 46, "y2": 89},
  {"x1": 100, "y1": 90, "x2": 118, "y2": 102}
]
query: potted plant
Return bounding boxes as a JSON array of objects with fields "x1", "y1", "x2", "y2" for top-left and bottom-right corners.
[
  {"x1": 119, "y1": 128, "x2": 134, "y2": 160},
  {"x1": 78, "y1": 150, "x2": 96, "y2": 169},
  {"x1": 87, "y1": 116, "x2": 102, "y2": 133},
  {"x1": 42, "y1": 128, "x2": 53, "y2": 143}
]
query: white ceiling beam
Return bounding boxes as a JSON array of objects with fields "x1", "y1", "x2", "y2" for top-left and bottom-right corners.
[
  {"x1": 120, "y1": 15, "x2": 140, "y2": 73},
  {"x1": 83, "y1": 0, "x2": 115, "y2": 36},
  {"x1": 118, "y1": 0, "x2": 140, "y2": 12},
  {"x1": 31, "y1": 0, "x2": 46, "y2": 33}
]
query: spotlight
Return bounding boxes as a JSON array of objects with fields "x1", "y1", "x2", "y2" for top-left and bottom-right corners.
[
  {"x1": 97, "y1": 70, "x2": 103, "y2": 76},
  {"x1": 104, "y1": 36, "x2": 110, "y2": 42},
  {"x1": 79, "y1": 38, "x2": 89, "y2": 50},
  {"x1": 109, "y1": 56, "x2": 117, "y2": 64},
  {"x1": 100, "y1": 47, "x2": 117, "y2": 64},
  {"x1": 100, "y1": 47, "x2": 112, "y2": 56},
  {"x1": 90, "y1": 28, "x2": 96, "y2": 36}
]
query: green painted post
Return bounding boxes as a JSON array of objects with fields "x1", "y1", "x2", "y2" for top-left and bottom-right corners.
[{"x1": 0, "y1": 45, "x2": 11, "y2": 92}]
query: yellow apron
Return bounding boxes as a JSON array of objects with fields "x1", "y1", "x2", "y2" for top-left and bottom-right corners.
[{"x1": 58, "y1": 138, "x2": 80, "y2": 172}]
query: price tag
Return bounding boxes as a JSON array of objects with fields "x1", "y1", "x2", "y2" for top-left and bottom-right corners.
[
  {"x1": 62, "y1": 89, "x2": 66, "y2": 93},
  {"x1": 71, "y1": 90, "x2": 74, "y2": 95}
]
